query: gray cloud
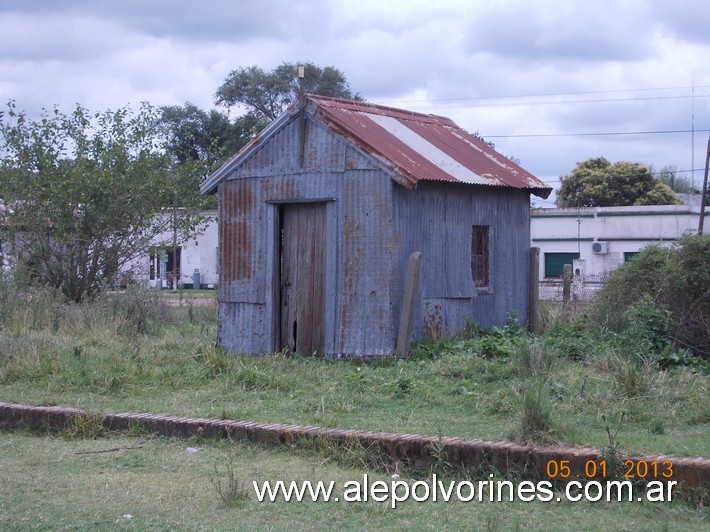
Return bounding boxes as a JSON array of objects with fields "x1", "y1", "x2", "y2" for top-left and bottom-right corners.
[
  {"x1": 465, "y1": 2, "x2": 656, "y2": 64},
  {"x1": 2, "y1": 0, "x2": 335, "y2": 44},
  {"x1": 1, "y1": 0, "x2": 709, "y2": 187},
  {"x1": 653, "y1": 0, "x2": 710, "y2": 45}
]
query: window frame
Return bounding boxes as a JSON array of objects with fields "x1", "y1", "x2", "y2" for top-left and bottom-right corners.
[{"x1": 471, "y1": 224, "x2": 490, "y2": 288}]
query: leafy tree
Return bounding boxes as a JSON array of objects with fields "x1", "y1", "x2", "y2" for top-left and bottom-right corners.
[
  {"x1": 0, "y1": 101, "x2": 205, "y2": 301},
  {"x1": 214, "y1": 61, "x2": 363, "y2": 122},
  {"x1": 158, "y1": 102, "x2": 261, "y2": 166},
  {"x1": 157, "y1": 102, "x2": 263, "y2": 219},
  {"x1": 556, "y1": 157, "x2": 680, "y2": 207},
  {"x1": 655, "y1": 165, "x2": 698, "y2": 194}
]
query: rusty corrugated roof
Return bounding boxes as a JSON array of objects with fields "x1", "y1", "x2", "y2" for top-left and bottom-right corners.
[
  {"x1": 201, "y1": 94, "x2": 552, "y2": 199},
  {"x1": 308, "y1": 95, "x2": 552, "y2": 199}
]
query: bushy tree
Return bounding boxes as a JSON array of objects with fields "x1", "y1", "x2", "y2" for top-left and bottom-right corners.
[
  {"x1": 158, "y1": 102, "x2": 261, "y2": 166},
  {"x1": 0, "y1": 101, "x2": 204, "y2": 301},
  {"x1": 215, "y1": 61, "x2": 363, "y2": 123},
  {"x1": 556, "y1": 157, "x2": 680, "y2": 207}
]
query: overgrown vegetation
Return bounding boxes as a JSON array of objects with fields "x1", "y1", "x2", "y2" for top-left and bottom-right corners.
[
  {"x1": 0, "y1": 101, "x2": 213, "y2": 302},
  {"x1": 3, "y1": 431, "x2": 705, "y2": 530},
  {"x1": 594, "y1": 233, "x2": 710, "y2": 361},
  {"x1": 0, "y1": 273, "x2": 707, "y2": 459}
]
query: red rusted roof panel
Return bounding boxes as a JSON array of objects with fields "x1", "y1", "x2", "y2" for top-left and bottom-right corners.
[{"x1": 308, "y1": 95, "x2": 551, "y2": 198}]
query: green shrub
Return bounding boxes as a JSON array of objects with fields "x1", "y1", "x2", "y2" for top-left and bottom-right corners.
[
  {"x1": 479, "y1": 335, "x2": 512, "y2": 359},
  {"x1": 594, "y1": 234, "x2": 710, "y2": 359},
  {"x1": 543, "y1": 316, "x2": 596, "y2": 361},
  {"x1": 409, "y1": 340, "x2": 448, "y2": 360},
  {"x1": 624, "y1": 294, "x2": 672, "y2": 352}
]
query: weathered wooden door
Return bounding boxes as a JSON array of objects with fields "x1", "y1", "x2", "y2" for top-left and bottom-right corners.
[{"x1": 279, "y1": 203, "x2": 326, "y2": 355}]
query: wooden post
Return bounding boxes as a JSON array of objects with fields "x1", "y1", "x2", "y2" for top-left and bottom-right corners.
[
  {"x1": 396, "y1": 251, "x2": 422, "y2": 358},
  {"x1": 528, "y1": 247, "x2": 540, "y2": 334},
  {"x1": 562, "y1": 263, "x2": 573, "y2": 307}
]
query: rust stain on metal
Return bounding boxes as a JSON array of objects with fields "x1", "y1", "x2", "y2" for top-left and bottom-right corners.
[
  {"x1": 231, "y1": 220, "x2": 251, "y2": 279},
  {"x1": 309, "y1": 95, "x2": 552, "y2": 199},
  {"x1": 204, "y1": 94, "x2": 552, "y2": 199},
  {"x1": 221, "y1": 180, "x2": 254, "y2": 281}
]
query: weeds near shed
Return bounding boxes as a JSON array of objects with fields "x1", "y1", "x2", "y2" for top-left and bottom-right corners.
[
  {"x1": 196, "y1": 345, "x2": 232, "y2": 378},
  {"x1": 601, "y1": 412, "x2": 626, "y2": 480},
  {"x1": 61, "y1": 413, "x2": 108, "y2": 440},
  {"x1": 1, "y1": 279, "x2": 708, "y2": 463},
  {"x1": 210, "y1": 447, "x2": 250, "y2": 506},
  {"x1": 391, "y1": 371, "x2": 414, "y2": 398},
  {"x1": 514, "y1": 338, "x2": 555, "y2": 377},
  {"x1": 517, "y1": 379, "x2": 555, "y2": 444}
]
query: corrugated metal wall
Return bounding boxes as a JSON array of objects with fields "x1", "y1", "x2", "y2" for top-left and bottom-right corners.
[
  {"x1": 392, "y1": 182, "x2": 531, "y2": 339},
  {"x1": 217, "y1": 115, "x2": 531, "y2": 356},
  {"x1": 218, "y1": 118, "x2": 397, "y2": 356}
]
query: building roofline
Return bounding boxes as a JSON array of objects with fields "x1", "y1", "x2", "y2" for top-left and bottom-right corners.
[{"x1": 202, "y1": 95, "x2": 553, "y2": 198}]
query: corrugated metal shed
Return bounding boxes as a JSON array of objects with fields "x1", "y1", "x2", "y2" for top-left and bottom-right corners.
[
  {"x1": 204, "y1": 94, "x2": 547, "y2": 357},
  {"x1": 201, "y1": 95, "x2": 552, "y2": 199}
]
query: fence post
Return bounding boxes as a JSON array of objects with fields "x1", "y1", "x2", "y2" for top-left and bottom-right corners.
[
  {"x1": 529, "y1": 247, "x2": 540, "y2": 334},
  {"x1": 562, "y1": 263, "x2": 573, "y2": 306},
  {"x1": 396, "y1": 251, "x2": 422, "y2": 358}
]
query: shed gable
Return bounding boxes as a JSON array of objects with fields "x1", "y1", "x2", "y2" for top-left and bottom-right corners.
[
  {"x1": 201, "y1": 95, "x2": 551, "y2": 199},
  {"x1": 223, "y1": 114, "x2": 381, "y2": 182}
]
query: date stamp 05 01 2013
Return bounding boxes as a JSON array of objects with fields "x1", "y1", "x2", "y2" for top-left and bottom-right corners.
[{"x1": 545, "y1": 459, "x2": 674, "y2": 480}]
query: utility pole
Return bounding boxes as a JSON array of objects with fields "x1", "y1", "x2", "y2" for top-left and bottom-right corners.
[
  {"x1": 699, "y1": 133, "x2": 709, "y2": 235},
  {"x1": 172, "y1": 191, "x2": 178, "y2": 290}
]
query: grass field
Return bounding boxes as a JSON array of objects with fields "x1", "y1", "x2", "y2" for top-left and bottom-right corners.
[
  {"x1": 156, "y1": 288, "x2": 217, "y2": 299},
  {"x1": 0, "y1": 286, "x2": 708, "y2": 528},
  {"x1": 0, "y1": 301, "x2": 706, "y2": 456},
  {"x1": 0, "y1": 431, "x2": 706, "y2": 531}
]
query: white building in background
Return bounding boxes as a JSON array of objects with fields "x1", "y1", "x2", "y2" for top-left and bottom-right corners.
[
  {"x1": 531, "y1": 204, "x2": 707, "y2": 281},
  {"x1": 123, "y1": 210, "x2": 219, "y2": 289}
]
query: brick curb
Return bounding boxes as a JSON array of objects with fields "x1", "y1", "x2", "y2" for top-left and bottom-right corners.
[{"x1": 1, "y1": 401, "x2": 707, "y2": 487}]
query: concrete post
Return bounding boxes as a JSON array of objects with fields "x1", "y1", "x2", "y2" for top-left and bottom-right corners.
[
  {"x1": 529, "y1": 247, "x2": 540, "y2": 333},
  {"x1": 563, "y1": 263, "x2": 573, "y2": 306}
]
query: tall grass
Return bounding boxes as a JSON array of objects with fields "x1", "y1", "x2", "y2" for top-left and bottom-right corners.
[
  {"x1": 0, "y1": 277, "x2": 218, "y2": 392},
  {"x1": 0, "y1": 275, "x2": 707, "y2": 458}
]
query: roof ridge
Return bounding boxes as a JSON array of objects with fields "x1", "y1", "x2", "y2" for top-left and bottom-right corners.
[
  {"x1": 202, "y1": 95, "x2": 553, "y2": 199},
  {"x1": 306, "y1": 94, "x2": 454, "y2": 124}
]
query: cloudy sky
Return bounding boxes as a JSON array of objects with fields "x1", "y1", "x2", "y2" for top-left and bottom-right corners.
[{"x1": 2, "y1": 0, "x2": 709, "y2": 205}]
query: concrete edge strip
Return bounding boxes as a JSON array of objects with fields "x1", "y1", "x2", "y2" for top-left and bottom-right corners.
[{"x1": 0, "y1": 401, "x2": 707, "y2": 487}]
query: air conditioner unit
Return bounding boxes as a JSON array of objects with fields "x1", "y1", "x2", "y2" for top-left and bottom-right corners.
[{"x1": 592, "y1": 241, "x2": 609, "y2": 254}]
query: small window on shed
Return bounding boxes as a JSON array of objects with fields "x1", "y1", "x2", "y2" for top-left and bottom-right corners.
[{"x1": 472, "y1": 225, "x2": 490, "y2": 287}]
